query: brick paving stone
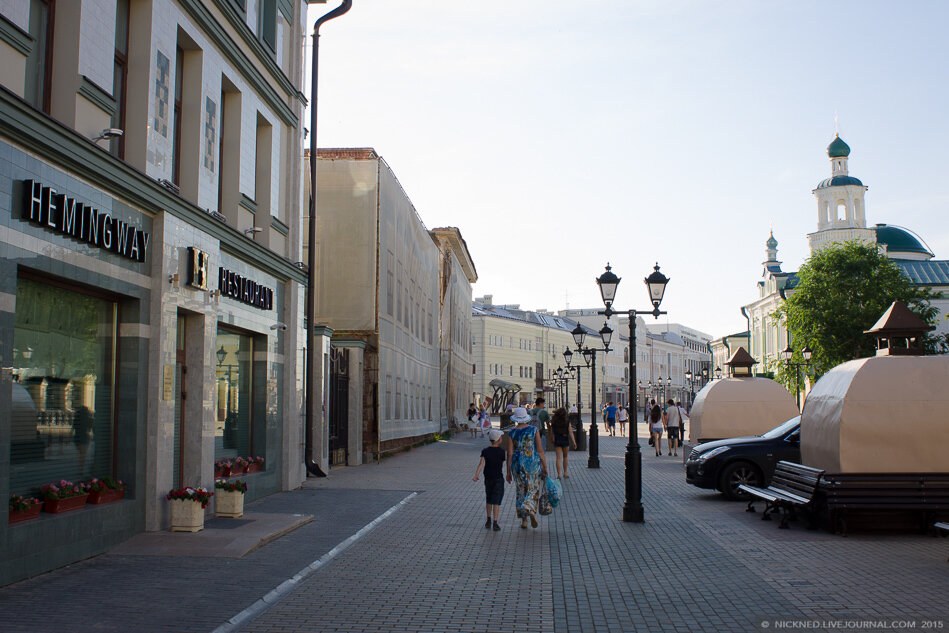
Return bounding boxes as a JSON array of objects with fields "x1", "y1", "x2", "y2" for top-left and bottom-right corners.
[{"x1": 1, "y1": 427, "x2": 947, "y2": 633}]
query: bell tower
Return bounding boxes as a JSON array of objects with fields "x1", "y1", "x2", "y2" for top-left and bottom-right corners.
[{"x1": 807, "y1": 135, "x2": 875, "y2": 253}]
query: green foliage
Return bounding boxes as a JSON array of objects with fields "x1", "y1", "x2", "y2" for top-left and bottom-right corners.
[{"x1": 775, "y1": 241, "x2": 942, "y2": 377}]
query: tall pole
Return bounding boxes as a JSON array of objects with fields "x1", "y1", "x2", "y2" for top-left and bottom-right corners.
[
  {"x1": 588, "y1": 349, "x2": 600, "y2": 468},
  {"x1": 623, "y1": 314, "x2": 644, "y2": 522},
  {"x1": 305, "y1": 0, "x2": 352, "y2": 478}
]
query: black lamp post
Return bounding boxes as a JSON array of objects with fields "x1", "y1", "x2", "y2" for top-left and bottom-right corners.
[
  {"x1": 781, "y1": 343, "x2": 812, "y2": 408},
  {"x1": 305, "y1": 0, "x2": 352, "y2": 478},
  {"x1": 595, "y1": 262, "x2": 670, "y2": 523},
  {"x1": 564, "y1": 347, "x2": 582, "y2": 416},
  {"x1": 570, "y1": 322, "x2": 612, "y2": 469},
  {"x1": 685, "y1": 369, "x2": 694, "y2": 408}
]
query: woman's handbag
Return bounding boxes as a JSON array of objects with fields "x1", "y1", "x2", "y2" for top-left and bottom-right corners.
[
  {"x1": 538, "y1": 492, "x2": 553, "y2": 515},
  {"x1": 546, "y1": 476, "x2": 562, "y2": 508}
]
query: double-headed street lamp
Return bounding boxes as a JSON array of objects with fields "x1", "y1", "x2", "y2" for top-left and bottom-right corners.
[
  {"x1": 781, "y1": 343, "x2": 812, "y2": 408},
  {"x1": 595, "y1": 262, "x2": 670, "y2": 523},
  {"x1": 563, "y1": 348, "x2": 583, "y2": 416},
  {"x1": 685, "y1": 367, "x2": 711, "y2": 408},
  {"x1": 569, "y1": 322, "x2": 613, "y2": 469}
]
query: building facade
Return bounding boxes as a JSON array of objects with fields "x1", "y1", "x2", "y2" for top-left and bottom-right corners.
[
  {"x1": 1, "y1": 0, "x2": 310, "y2": 585},
  {"x1": 742, "y1": 135, "x2": 949, "y2": 375},
  {"x1": 311, "y1": 149, "x2": 476, "y2": 461}
]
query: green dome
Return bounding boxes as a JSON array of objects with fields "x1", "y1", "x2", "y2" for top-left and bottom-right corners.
[
  {"x1": 828, "y1": 135, "x2": 851, "y2": 158},
  {"x1": 766, "y1": 233, "x2": 778, "y2": 248},
  {"x1": 875, "y1": 224, "x2": 933, "y2": 257}
]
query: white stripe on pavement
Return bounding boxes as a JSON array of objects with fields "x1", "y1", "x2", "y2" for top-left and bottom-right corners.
[{"x1": 212, "y1": 492, "x2": 419, "y2": 633}]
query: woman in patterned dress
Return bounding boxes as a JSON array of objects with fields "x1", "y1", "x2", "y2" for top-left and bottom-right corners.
[{"x1": 505, "y1": 407, "x2": 549, "y2": 529}]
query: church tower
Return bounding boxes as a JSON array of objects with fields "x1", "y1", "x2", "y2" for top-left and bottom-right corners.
[
  {"x1": 807, "y1": 135, "x2": 876, "y2": 253},
  {"x1": 762, "y1": 231, "x2": 781, "y2": 276}
]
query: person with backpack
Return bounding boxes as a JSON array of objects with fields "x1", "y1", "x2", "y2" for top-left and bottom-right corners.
[{"x1": 549, "y1": 407, "x2": 576, "y2": 479}]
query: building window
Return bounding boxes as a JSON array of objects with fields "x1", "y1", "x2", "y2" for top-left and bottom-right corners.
[
  {"x1": 259, "y1": 0, "x2": 277, "y2": 53},
  {"x1": 25, "y1": 0, "x2": 54, "y2": 112},
  {"x1": 11, "y1": 275, "x2": 117, "y2": 493},
  {"x1": 215, "y1": 329, "x2": 254, "y2": 459},
  {"x1": 172, "y1": 45, "x2": 183, "y2": 185},
  {"x1": 111, "y1": 0, "x2": 130, "y2": 158}
]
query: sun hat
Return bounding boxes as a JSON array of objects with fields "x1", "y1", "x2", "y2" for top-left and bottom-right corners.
[
  {"x1": 511, "y1": 407, "x2": 531, "y2": 423},
  {"x1": 488, "y1": 429, "x2": 503, "y2": 442}
]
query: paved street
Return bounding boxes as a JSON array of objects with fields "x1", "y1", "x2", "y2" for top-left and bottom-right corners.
[{"x1": 1, "y1": 426, "x2": 947, "y2": 633}]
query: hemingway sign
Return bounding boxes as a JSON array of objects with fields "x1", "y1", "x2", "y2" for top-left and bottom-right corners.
[{"x1": 23, "y1": 180, "x2": 149, "y2": 263}]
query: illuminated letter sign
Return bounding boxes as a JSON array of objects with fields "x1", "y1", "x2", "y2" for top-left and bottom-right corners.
[
  {"x1": 218, "y1": 267, "x2": 273, "y2": 310},
  {"x1": 21, "y1": 180, "x2": 149, "y2": 263},
  {"x1": 188, "y1": 247, "x2": 211, "y2": 290}
]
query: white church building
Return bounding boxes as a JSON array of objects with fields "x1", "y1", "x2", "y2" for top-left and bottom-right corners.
[{"x1": 743, "y1": 135, "x2": 949, "y2": 374}]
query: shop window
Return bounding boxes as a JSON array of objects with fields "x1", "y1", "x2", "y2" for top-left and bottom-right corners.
[
  {"x1": 215, "y1": 329, "x2": 253, "y2": 459},
  {"x1": 10, "y1": 276, "x2": 117, "y2": 494}
]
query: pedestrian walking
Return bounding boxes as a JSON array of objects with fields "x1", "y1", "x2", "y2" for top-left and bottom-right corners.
[
  {"x1": 466, "y1": 403, "x2": 478, "y2": 438},
  {"x1": 605, "y1": 401, "x2": 617, "y2": 436},
  {"x1": 530, "y1": 397, "x2": 550, "y2": 449},
  {"x1": 479, "y1": 404, "x2": 492, "y2": 437},
  {"x1": 649, "y1": 400, "x2": 663, "y2": 456},
  {"x1": 506, "y1": 406, "x2": 549, "y2": 529},
  {"x1": 664, "y1": 398, "x2": 681, "y2": 456},
  {"x1": 617, "y1": 405, "x2": 629, "y2": 437},
  {"x1": 675, "y1": 401, "x2": 689, "y2": 445},
  {"x1": 473, "y1": 429, "x2": 508, "y2": 531},
  {"x1": 549, "y1": 407, "x2": 576, "y2": 479}
]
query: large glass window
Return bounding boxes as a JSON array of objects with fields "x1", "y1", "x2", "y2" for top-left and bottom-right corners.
[
  {"x1": 25, "y1": 0, "x2": 54, "y2": 112},
  {"x1": 10, "y1": 276, "x2": 117, "y2": 494},
  {"x1": 215, "y1": 329, "x2": 253, "y2": 459}
]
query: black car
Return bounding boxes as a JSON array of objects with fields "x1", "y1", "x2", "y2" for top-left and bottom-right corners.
[{"x1": 685, "y1": 416, "x2": 801, "y2": 500}]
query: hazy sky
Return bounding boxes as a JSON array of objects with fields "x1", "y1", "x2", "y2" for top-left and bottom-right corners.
[{"x1": 306, "y1": 0, "x2": 949, "y2": 339}]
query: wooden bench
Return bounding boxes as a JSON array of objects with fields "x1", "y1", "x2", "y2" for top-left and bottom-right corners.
[
  {"x1": 819, "y1": 474, "x2": 949, "y2": 536},
  {"x1": 740, "y1": 461, "x2": 824, "y2": 529}
]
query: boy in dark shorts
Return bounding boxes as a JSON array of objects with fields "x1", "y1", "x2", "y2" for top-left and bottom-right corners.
[{"x1": 473, "y1": 429, "x2": 508, "y2": 531}]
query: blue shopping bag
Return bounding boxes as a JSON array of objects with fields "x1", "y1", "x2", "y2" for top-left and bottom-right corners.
[{"x1": 546, "y1": 476, "x2": 562, "y2": 508}]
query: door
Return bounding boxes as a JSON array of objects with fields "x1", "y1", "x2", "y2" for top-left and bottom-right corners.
[{"x1": 328, "y1": 346, "x2": 349, "y2": 466}]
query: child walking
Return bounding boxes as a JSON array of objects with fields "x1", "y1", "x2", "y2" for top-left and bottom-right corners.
[{"x1": 473, "y1": 429, "x2": 508, "y2": 531}]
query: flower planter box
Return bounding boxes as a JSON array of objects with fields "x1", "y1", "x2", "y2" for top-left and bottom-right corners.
[
  {"x1": 228, "y1": 465, "x2": 247, "y2": 476},
  {"x1": 169, "y1": 499, "x2": 205, "y2": 532},
  {"x1": 215, "y1": 490, "x2": 245, "y2": 518},
  {"x1": 9, "y1": 501, "x2": 42, "y2": 524},
  {"x1": 44, "y1": 494, "x2": 89, "y2": 514},
  {"x1": 245, "y1": 463, "x2": 261, "y2": 474},
  {"x1": 214, "y1": 467, "x2": 228, "y2": 478},
  {"x1": 88, "y1": 488, "x2": 125, "y2": 505}
]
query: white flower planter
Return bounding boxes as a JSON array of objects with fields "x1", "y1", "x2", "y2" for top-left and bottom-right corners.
[
  {"x1": 169, "y1": 499, "x2": 205, "y2": 532},
  {"x1": 215, "y1": 490, "x2": 245, "y2": 518}
]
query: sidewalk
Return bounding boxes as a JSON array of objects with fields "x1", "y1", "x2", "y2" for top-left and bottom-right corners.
[{"x1": 1, "y1": 427, "x2": 947, "y2": 633}]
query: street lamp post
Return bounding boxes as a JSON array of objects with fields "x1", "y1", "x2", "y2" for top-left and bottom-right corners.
[
  {"x1": 305, "y1": 0, "x2": 352, "y2": 478},
  {"x1": 781, "y1": 343, "x2": 813, "y2": 408},
  {"x1": 595, "y1": 262, "x2": 670, "y2": 523},
  {"x1": 571, "y1": 323, "x2": 613, "y2": 469},
  {"x1": 564, "y1": 348, "x2": 582, "y2": 416}
]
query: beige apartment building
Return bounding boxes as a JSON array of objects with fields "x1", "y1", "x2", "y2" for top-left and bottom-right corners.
[{"x1": 309, "y1": 149, "x2": 476, "y2": 459}]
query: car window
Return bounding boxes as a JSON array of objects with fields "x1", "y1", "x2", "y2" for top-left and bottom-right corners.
[
  {"x1": 784, "y1": 428, "x2": 800, "y2": 442},
  {"x1": 760, "y1": 416, "x2": 801, "y2": 439}
]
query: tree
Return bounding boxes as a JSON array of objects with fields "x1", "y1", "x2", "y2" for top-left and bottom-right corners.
[{"x1": 774, "y1": 240, "x2": 941, "y2": 379}]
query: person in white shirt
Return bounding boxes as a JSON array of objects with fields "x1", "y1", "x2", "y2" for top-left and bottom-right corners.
[
  {"x1": 617, "y1": 405, "x2": 629, "y2": 437},
  {"x1": 663, "y1": 399, "x2": 681, "y2": 456}
]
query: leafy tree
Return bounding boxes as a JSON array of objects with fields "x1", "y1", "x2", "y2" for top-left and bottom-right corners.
[{"x1": 774, "y1": 240, "x2": 942, "y2": 380}]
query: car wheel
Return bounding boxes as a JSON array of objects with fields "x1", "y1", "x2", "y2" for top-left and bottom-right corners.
[{"x1": 719, "y1": 461, "x2": 762, "y2": 500}]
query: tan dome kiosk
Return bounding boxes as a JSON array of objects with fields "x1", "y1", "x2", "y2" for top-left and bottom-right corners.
[
  {"x1": 688, "y1": 347, "x2": 798, "y2": 444},
  {"x1": 800, "y1": 302, "x2": 949, "y2": 533}
]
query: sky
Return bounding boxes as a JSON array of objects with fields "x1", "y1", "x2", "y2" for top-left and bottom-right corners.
[{"x1": 305, "y1": 0, "x2": 949, "y2": 339}]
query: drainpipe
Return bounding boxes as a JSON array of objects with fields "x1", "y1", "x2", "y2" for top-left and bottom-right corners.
[{"x1": 305, "y1": 0, "x2": 353, "y2": 478}]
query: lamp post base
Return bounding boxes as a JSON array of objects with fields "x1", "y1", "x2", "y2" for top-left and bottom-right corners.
[
  {"x1": 622, "y1": 440, "x2": 644, "y2": 523},
  {"x1": 587, "y1": 423, "x2": 600, "y2": 468}
]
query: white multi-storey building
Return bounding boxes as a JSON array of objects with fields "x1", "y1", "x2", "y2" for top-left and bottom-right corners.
[
  {"x1": 741, "y1": 135, "x2": 949, "y2": 375},
  {"x1": 0, "y1": 0, "x2": 310, "y2": 585}
]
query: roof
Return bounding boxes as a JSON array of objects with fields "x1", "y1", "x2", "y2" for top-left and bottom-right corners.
[
  {"x1": 472, "y1": 303, "x2": 596, "y2": 336},
  {"x1": 828, "y1": 135, "x2": 851, "y2": 158},
  {"x1": 864, "y1": 301, "x2": 934, "y2": 336},
  {"x1": 815, "y1": 175, "x2": 864, "y2": 189},
  {"x1": 725, "y1": 346, "x2": 757, "y2": 367},
  {"x1": 893, "y1": 259, "x2": 949, "y2": 285},
  {"x1": 875, "y1": 224, "x2": 934, "y2": 257}
]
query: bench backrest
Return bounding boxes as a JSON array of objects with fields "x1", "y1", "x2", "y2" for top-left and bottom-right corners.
[
  {"x1": 821, "y1": 473, "x2": 949, "y2": 505},
  {"x1": 770, "y1": 461, "x2": 824, "y2": 500}
]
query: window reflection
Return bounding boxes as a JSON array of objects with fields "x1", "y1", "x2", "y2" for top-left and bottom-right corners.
[
  {"x1": 215, "y1": 330, "x2": 252, "y2": 458},
  {"x1": 10, "y1": 277, "x2": 116, "y2": 493}
]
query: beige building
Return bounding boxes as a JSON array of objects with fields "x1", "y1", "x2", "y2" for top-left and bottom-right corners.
[{"x1": 310, "y1": 149, "x2": 476, "y2": 460}]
